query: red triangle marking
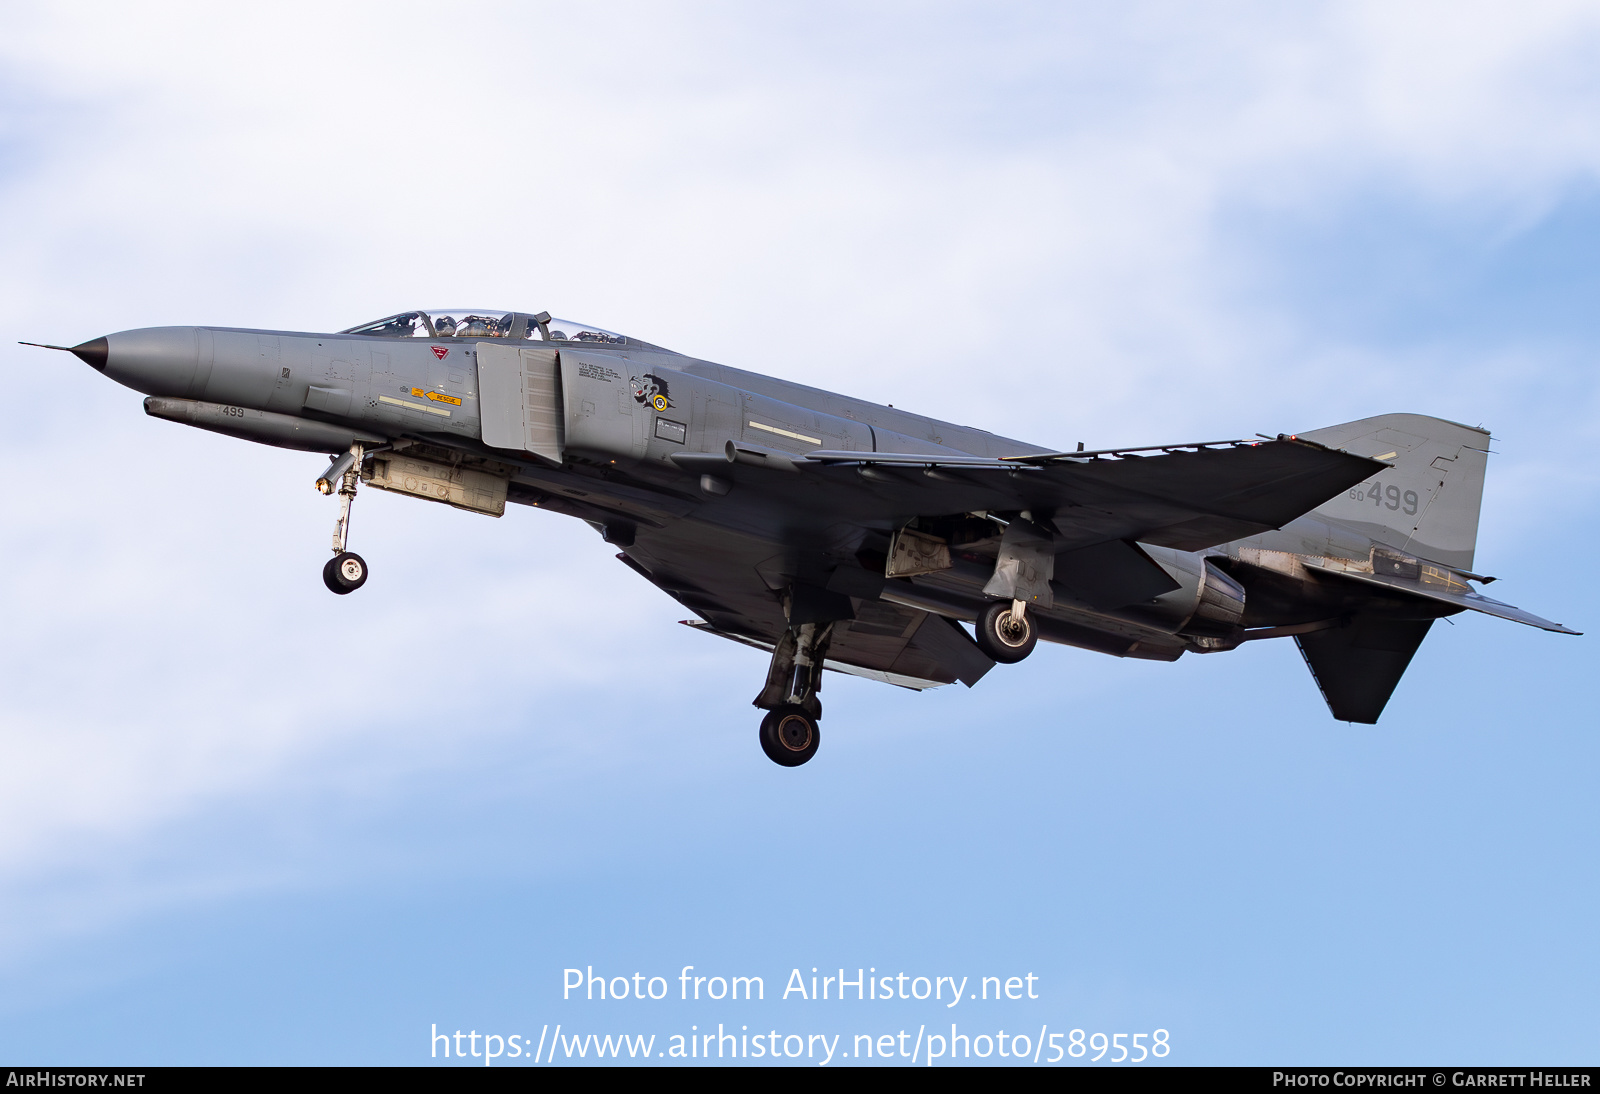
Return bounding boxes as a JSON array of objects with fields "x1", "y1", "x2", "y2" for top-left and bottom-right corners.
[{"x1": 431, "y1": 346, "x2": 449, "y2": 360}]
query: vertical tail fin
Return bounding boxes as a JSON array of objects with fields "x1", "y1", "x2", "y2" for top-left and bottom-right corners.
[{"x1": 1297, "y1": 413, "x2": 1490, "y2": 571}]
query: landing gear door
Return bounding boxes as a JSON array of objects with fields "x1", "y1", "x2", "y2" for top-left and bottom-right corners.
[{"x1": 477, "y1": 342, "x2": 564, "y2": 465}]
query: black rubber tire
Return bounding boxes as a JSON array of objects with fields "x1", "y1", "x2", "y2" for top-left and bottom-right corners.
[
  {"x1": 322, "y1": 551, "x2": 368, "y2": 595},
  {"x1": 975, "y1": 601, "x2": 1037, "y2": 663},
  {"x1": 759, "y1": 706, "x2": 821, "y2": 767}
]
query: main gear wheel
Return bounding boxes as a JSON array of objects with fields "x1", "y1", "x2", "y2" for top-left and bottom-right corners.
[
  {"x1": 975, "y1": 600, "x2": 1037, "y2": 663},
  {"x1": 759, "y1": 705, "x2": 821, "y2": 767}
]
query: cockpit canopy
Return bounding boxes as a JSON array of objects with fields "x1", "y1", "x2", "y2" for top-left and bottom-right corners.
[{"x1": 341, "y1": 310, "x2": 627, "y2": 345}]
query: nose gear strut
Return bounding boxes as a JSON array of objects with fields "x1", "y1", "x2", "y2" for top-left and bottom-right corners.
[{"x1": 319, "y1": 443, "x2": 369, "y2": 594}]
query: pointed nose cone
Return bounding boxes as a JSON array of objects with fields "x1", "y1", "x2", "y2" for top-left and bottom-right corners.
[
  {"x1": 71, "y1": 337, "x2": 109, "y2": 370},
  {"x1": 90, "y1": 326, "x2": 209, "y2": 397}
]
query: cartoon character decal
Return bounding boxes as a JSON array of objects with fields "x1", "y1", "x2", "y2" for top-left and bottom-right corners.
[{"x1": 630, "y1": 373, "x2": 673, "y2": 412}]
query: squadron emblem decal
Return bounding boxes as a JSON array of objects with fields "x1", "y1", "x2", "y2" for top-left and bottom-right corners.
[
  {"x1": 431, "y1": 346, "x2": 450, "y2": 360},
  {"x1": 631, "y1": 373, "x2": 673, "y2": 412}
]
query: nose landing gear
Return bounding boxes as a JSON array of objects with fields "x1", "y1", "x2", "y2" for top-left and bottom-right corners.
[
  {"x1": 318, "y1": 444, "x2": 369, "y2": 595},
  {"x1": 323, "y1": 551, "x2": 368, "y2": 594}
]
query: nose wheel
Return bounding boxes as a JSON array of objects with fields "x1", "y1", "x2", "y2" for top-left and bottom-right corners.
[
  {"x1": 318, "y1": 444, "x2": 372, "y2": 594},
  {"x1": 323, "y1": 552, "x2": 368, "y2": 594}
]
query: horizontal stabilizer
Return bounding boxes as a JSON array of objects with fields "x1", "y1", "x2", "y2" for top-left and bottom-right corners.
[
  {"x1": 1303, "y1": 562, "x2": 1579, "y2": 635},
  {"x1": 1297, "y1": 617, "x2": 1434, "y2": 723}
]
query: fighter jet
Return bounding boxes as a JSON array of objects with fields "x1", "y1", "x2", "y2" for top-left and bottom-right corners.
[{"x1": 26, "y1": 309, "x2": 1578, "y2": 766}]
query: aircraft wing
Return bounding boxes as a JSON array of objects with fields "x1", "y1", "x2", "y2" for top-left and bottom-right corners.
[
  {"x1": 682, "y1": 615, "x2": 992, "y2": 690},
  {"x1": 619, "y1": 540, "x2": 994, "y2": 689},
  {"x1": 680, "y1": 436, "x2": 1385, "y2": 552}
]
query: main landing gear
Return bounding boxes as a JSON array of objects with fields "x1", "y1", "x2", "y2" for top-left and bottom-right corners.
[
  {"x1": 753, "y1": 622, "x2": 832, "y2": 767},
  {"x1": 974, "y1": 599, "x2": 1037, "y2": 663},
  {"x1": 318, "y1": 444, "x2": 369, "y2": 595},
  {"x1": 760, "y1": 706, "x2": 820, "y2": 767}
]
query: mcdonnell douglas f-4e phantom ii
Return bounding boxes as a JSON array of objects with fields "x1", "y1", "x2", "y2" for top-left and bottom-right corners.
[{"x1": 28, "y1": 309, "x2": 1577, "y2": 766}]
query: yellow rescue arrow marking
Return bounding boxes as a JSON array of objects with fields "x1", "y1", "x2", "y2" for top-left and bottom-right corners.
[{"x1": 411, "y1": 387, "x2": 463, "y2": 406}]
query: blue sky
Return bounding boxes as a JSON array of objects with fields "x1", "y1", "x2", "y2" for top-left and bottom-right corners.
[{"x1": 0, "y1": 1, "x2": 1596, "y2": 1066}]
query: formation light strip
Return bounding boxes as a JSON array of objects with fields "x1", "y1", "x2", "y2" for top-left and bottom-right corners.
[{"x1": 748, "y1": 420, "x2": 821, "y2": 445}]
